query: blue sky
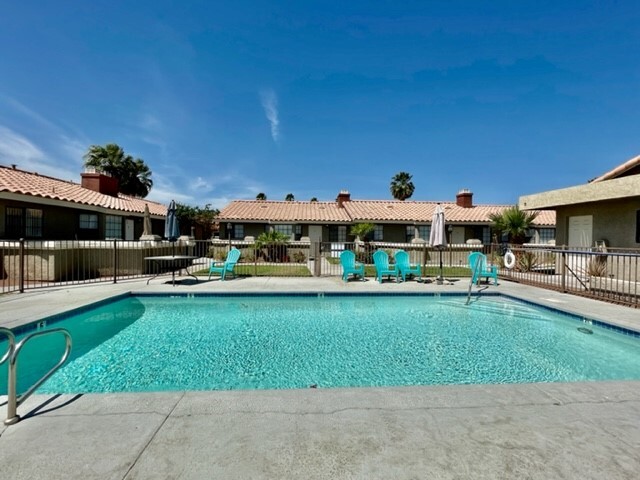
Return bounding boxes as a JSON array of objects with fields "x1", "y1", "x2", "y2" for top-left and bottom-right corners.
[{"x1": 1, "y1": 1, "x2": 639, "y2": 209}]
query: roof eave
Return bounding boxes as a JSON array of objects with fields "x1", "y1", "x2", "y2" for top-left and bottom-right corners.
[{"x1": 519, "y1": 175, "x2": 640, "y2": 210}]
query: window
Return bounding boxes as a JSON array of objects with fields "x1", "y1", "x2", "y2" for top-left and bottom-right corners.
[
  {"x1": 538, "y1": 228, "x2": 555, "y2": 244},
  {"x1": 418, "y1": 225, "x2": 430, "y2": 241},
  {"x1": 5, "y1": 207, "x2": 23, "y2": 238},
  {"x1": 328, "y1": 225, "x2": 347, "y2": 242},
  {"x1": 233, "y1": 224, "x2": 244, "y2": 240},
  {"x1": 636, "y1": 211, "x2": 640, "y2": 243},
  {"x1": 25, "y1": 209, "x2": 43, "y2": 237},
  {"x1": 5, "y1": 207, "x2": 42, "y2": 238},
  {"x1": 105, "y1": 215, "x2": 122, "y2": 239},
  {"x1": 294, "y1": 224, "x2": 302, "y2": 241},
  {"x1": 374, "y1": 225, "x2": 383, "y2": 241},
  {"x1": 274, "y1": 224, "x2": 293, "y2": 238},
  {"x1": 482, "y1": 227, "x2": 491, "y2": 245},
  {"x1": 79, "y1": 213, "x2": 98, "y2": 229},
  {"x1": 405, "y1": 226, "x2": 414, "y2": 242}
]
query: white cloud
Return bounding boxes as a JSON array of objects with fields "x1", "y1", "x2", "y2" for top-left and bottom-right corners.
[
  {"x1": 0, "y1": 126, "x2": 44, "y2": 164},
  {"x1": 260, "y1": 89, "x2": 280, "y2": 143}
]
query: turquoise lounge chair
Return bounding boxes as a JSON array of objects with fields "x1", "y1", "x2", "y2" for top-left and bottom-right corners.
[
  {"x1": 395, "y1": 249, "x2": 421, "y2": 282},
  {"x1": 373, "y1": 250, "x2": 399, "y2": 283},
  {"x1": 468, "y1": 252, "x2": 498, "y2": 285},
  {"x1": 209, "y1": 247, "x2": 241, "y2": 280},
  {"x1": 339, "y1": 250, "x2": 365, "y2": 282}
]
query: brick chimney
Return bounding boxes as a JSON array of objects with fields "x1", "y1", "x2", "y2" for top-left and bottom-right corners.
[
  {"x1": 456, "y1": 189, "x2": 473, "y2": 208},
  {"x1": 81, "y1": 171, "x2": 119, "y2": 197},
  {"x1": 336, "y1": 190, "x2": 351, "y2": 208}
]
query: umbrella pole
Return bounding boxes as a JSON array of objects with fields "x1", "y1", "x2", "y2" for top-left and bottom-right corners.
[
  {"x1": 438, "y1": 249, "x2": 444, "y2": 284},
  {"x1": 172, "y1": 242, "x2": 176, "y2": 286}
]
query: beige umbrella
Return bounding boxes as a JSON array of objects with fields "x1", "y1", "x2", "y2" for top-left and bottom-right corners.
[
  {"x1": 429, "y1": 203, "x2": 447, "y2": 284},
  {"x1": 142, "y1": 204, "x2": 152, "y2": 236}
]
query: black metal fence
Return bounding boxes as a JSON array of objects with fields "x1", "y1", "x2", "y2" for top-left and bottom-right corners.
[{"x1": 2, "y1": 238, "x2": 639, "y2": 308}]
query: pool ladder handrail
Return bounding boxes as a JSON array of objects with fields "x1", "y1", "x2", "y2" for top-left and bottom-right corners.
[
  {"x1": 466, "y1": 255, "x2": 483, "y2": 305},
  {"x1": 1, "y1": 326, "x2": 72, "y2": 426}
]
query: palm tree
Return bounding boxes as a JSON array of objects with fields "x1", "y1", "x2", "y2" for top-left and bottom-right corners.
[
  {"x1": 285, "y1": 193, "x2": 295, "y2": 201},
  {"x1": 310, "y1": 197, "x2": 318, "y2": 202},
  {"x1": 83, "y1": 144, "x2": 153, "y2": 198},
  {"x1": 350, "y1": 223, "x2": 375, "y2": 242},
  {"x1": 255, "y1": 230, "x2": 290, "y2": 262},
  {"x1": 489, "y1": 206, "x2": 538, "y2": 244},
  {"x1": 256, "y1": 193, "x2": 267, "y2": 200},
  {"x1": 389, "y1": 171, "x2": 415, "y2": 201}
]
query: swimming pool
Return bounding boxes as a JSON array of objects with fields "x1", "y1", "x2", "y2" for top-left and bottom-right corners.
[{"x1": 2, "y1": 293, "x2": 640, "y2": 394}]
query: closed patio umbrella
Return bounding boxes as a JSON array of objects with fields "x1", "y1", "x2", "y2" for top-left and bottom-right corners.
[
  {"x1": 142, "y1": 203, "x2": 153, "y2": 236},
  {"x1": 164, "y1": 199, "x2": 180, "y2": 256},
  {"x1": 429, "y1": 203, "x2": 447, "y2": 284}
]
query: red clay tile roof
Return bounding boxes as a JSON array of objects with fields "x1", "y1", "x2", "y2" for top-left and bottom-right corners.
[
  {"x1": 589, "y1": 154, "x2": 640, "y2": 183},
  {"x1": 219, "y1": 199, "x2": 555, "y2": 227},
  {"x1": 0, "y1": 165, "x2": 167, "y2": 216},
  {"x1": 219, "y1": 200, "x2": 352, "y2": 223}
]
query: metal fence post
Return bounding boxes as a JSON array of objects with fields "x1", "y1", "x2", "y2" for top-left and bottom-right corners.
[
  {"x1": 19, "y1": 238, "x2": 25, "y2": 293},
  {"x1": 113, "y1": 239, "x2": 118, "y2": 284},
  {"x1": 313, "y1": 242, "x2": 322, "y2": 276},
  {"x1": 561, "y1": 246, "x2": 566, "y2": 293}
]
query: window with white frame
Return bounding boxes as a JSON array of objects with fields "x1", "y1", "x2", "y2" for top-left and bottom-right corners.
[
  {"x1": 105, "y1": 215, "x2": 122, "y2": 239},
  {"x1": 538, "y1": 228, "x2": 555, "y2": 244},
  {"x1": 418, "y1": 225, "x2": 430, "y2": 241},
  {"x1": 79, "y1": 213, "x2": 98, "y2": 229},
  {"x1": 373, "y1": 225, "x2": 383, "y2": 241},
  {"x1": 274, "y1": 224, "x2": 293, "y2": 238}
]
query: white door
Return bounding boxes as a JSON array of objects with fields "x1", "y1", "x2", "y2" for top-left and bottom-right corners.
[
  {"x1": 567, "y1": 215, "x2": 592, "y2": 275},
  {"x1": 568, "y1": 215, "x2": 592, "y2": 247},
  {"x1": 125, "y1": 219, "x2": 135, "y2": 241},
  {"x1": 308, "y1": 225, "x2": 322, "y2": 244}
]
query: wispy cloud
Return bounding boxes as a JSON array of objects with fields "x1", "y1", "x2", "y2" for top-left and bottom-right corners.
[
  {"x1": 0, "y1": 126, "x2": 83, "y2": 181},
  {"x1": 0, "y1": 125, "x2": 45, "y2": 165},
  {"x1": 260, "y1": 89, "x2": 280, "y2": 143}
]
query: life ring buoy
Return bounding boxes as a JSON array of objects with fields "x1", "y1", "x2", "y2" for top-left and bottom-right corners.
[{"x1": 504, "y1": 250, "x2": 516, "y2": 269}]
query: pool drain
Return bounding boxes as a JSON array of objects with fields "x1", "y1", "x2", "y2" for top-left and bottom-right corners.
[{"x1": 577, "y1": 327, "x2": 593, "y2": 335}]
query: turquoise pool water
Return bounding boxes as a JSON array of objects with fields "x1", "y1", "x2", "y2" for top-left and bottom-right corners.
[{"x1": 2, "y1": 294, "x2": 640, "y2": 394}]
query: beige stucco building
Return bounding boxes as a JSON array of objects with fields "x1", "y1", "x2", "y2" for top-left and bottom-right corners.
[{"x1": 519, "y1": 155, "x2": 640, "y2": 249}]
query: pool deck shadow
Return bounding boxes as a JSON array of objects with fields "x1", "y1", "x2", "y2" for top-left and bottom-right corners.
[{"x1": 2, "y1": 277, "x2": 640, "y2": 479}]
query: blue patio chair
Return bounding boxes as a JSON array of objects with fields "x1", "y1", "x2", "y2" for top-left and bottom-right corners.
[
  {"x1": 468, "y1": 252, "x2": 498, "y2": 285},
  {"x1": 209, "y1": 247, "x2": 241, "y2": 281},
  {"x1": 395, "y1": 249, "x2": 421, "y2": 282},
  {"x1": 339, "y1": 250, "x2": 365, "y2": 282},
  {"x1": 373, "y1": 250, "x2": 399, "y2": 283}
]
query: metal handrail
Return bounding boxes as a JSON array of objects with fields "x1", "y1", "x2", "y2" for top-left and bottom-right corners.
[
  {"x1": 4, "y1": 328, "x2": 72, "y2": 426},
  {"x1": 466, "y1": 255, "x2": 483, "y2": 305},
  {"x1": 0, "y1": 327, "x2": 16, "y2": 365}
]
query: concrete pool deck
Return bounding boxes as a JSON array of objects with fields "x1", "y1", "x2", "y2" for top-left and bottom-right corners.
[{"x1": 1, "y1": 277, "x2": 640, "y2": 479}]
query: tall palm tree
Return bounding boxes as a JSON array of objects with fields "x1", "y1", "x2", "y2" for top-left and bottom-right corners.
[
  {"x1": 83, "y1": 144, "x2": 153, "y2": 198},
  {"x1": 256, "y1": 192, "x2": 267, "y2": 200},
  {"x1": 285, "y1": 193, "x2": 295, "y2": 201},
  {"x1": 489, "y1": 206, "x2": 538, "y2": 244},
  {"x1": 389, "y1": 171, "x2": 415, "y2": 201}
]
